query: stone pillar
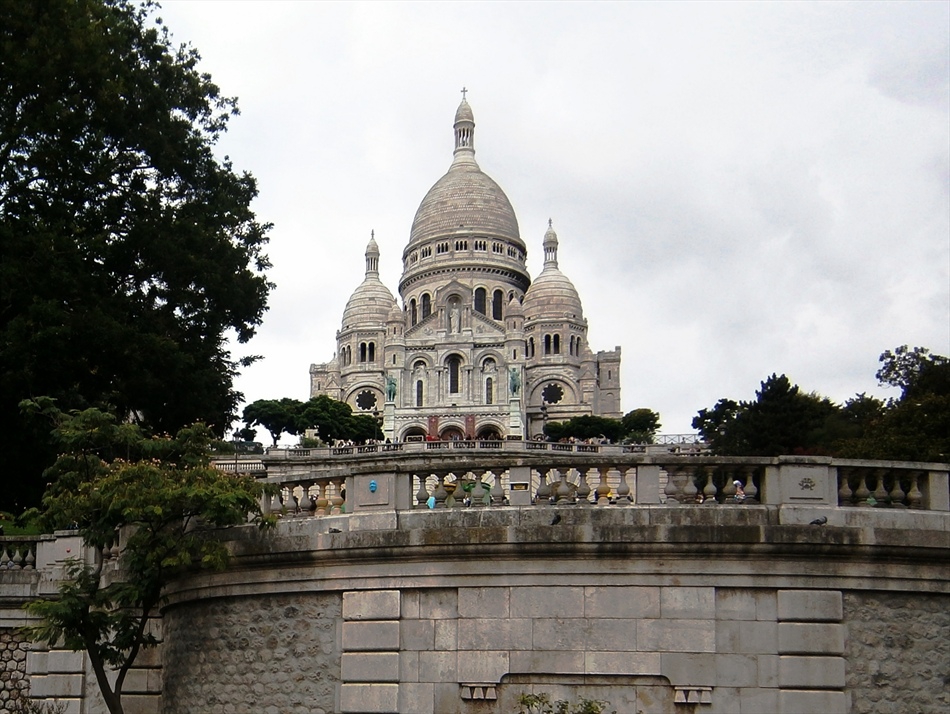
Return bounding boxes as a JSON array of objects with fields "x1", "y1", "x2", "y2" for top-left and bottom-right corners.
[
  {"x1": 507, "y1": 397, "x2": 523, "y2": 439},
  {"x1": 777, "y1": 589, "x2": 846, "y2": 714},
  {"x1": 508, "y1": 466, "x2": 532, "y2": 506},
  {"x1": 340, "y1": 590, "x2": 401, "y2": 713},
  {"x1": 383, "y1": 401, "x2": 395, "y2": 442}
]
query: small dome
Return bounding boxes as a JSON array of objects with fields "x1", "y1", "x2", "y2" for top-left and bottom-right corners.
[
  {"x1": 506, "y1": 294, "x2": 524, "y2": 317},
  {"x1": 342, "y1": 235, "x2": 398, "y2": 329},
  {"x1": 455, "y1": 99, "x2": 474, "y2": 124},
  {"x1": 523, "y1": 221, "x2": 584, "y2": 321}
]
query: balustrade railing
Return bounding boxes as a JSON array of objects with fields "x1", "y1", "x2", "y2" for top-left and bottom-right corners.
[
  {"x1": 244, "y1": 451, "x2": 948, "y2": 520},
  {"x1": 0, "y1": 537, "x2": 40, "y2": 570}
]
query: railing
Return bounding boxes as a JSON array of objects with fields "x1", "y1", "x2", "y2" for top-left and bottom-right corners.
[
  {"x1": 0, "y1": 537, "x2": 41, "y2": 570},
  {"x1": 253, "y1": 454, "x2": 949, "y2": 518}
]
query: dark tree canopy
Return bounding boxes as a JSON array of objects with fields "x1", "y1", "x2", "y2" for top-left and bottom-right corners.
[
  {"x1": 243, "y1": 395, "x2": 383, "y2": 446},
  {"x1": 0, "y1": 0, "x2": 272, "y2": 510},
  {"x1": 693, "y1": 349, "x2": 949, "y2": 462},
  {"x1": 544, "y1": 408, "x2": 660, "y2": 444}
]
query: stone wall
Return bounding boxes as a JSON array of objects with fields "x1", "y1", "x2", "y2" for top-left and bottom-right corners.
[
  {"x1": 844, "y1": 591, "x2": 950, "y2": 714},
  {"x1": 162, "y1": 592, "x2": 341, "y2": 714},
  {"x1": 0, "y1": 630, "x2": 28, "y2": 713}
]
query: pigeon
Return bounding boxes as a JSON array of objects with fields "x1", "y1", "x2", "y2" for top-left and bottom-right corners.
[
  {"x1": 550, "y1": 514, "x2": 561, "y2": 525},
  {"x1": 328, "y1": 527, "x2": 342, "y2": 533},
  {"x1": 809, "y1": 516, "x2": 828, "y2": 526}
]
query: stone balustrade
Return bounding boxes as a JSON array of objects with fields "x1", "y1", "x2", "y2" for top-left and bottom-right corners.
[{"x1": 240, "y1": 448, "x2": 949, "y2": 518}]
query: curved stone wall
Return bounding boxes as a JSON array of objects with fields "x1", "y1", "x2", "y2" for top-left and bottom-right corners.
[
  {"x1": 0, "y1": 630, "x2": 29, "y2": 713},
  {"x1": 158, "y1": 506, "x2": 949, "y2": 714}
]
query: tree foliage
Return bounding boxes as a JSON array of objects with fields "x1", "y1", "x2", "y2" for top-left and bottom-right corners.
[
  {"x1": 19, "y1": 398, "x2": 273, "y2": 714},
  {"x1": 693, "y1": 348, "x2": 949, "y2": 461},
  {"x1": 243, "y1": 395, "x2": 382, "y2": 445},
  {"x1": 544, "y1": 408, "x2": 660, "y2": 444},
  {"x1": 0, "y1": 0, "x2": 272, "y2": 511}
]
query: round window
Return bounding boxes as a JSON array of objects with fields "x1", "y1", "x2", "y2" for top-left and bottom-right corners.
[
  {"x1": 541, "y1": 383, "x2": 564, "y2": 404},
  {"x1": 356, "y1": 390, "x2": 378, "y2": 411}
]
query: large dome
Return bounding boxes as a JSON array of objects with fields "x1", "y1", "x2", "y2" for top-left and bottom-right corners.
[
  {"x1": 406, "y1": 98, "x2": 522, "y2": 250},
  {"x1": 523, "y1": 221, "x2": 584, "y2": 321}
]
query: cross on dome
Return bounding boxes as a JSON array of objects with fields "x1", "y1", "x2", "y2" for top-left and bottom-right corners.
[{"x1": 461, "y1": 86, "x2": 467, "y2": 100}]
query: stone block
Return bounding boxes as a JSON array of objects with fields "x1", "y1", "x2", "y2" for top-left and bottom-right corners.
[
  {"x1": 716, "y1": 588, "x2": 758, "y2": 621},
  {"x1": 586, "y1": 651, "x2": 661, "y2": 676},
  {"x1": 758, "y1": 654, "x2": 779, "y2": 688},
  {"x1": 400, "y1": 651, "x2": 419, "y2": 682},
  {"x1": 29, "y1": 673, "x2": 84, "y2": 698},
  {"x1": 34, "y1": 700, "x2": 81, "y2": 714},
  {"x1": 587, "y1": 617, "x2": 637, "y2": 651},
  {"x1": 434, "y1": 619, "x2": 457, "y2": 650},
  {"x1": 458, "y1": 586, "x2": 510, "y2": 618},
  {"x1": 341, "y1": 652, "x2": 400, "y2": 682},
  {"x1": 132, "y1": 645, "x2": 162, "y2": 667},
  {"x1": 456, "y1": 650, "x2": 508, "y2": 683},
  {"x1": 122, "y1": 694, "x2": 162, "y2": 714},
  {"x1": 26, "y1": 650, "x2": 48, "y2": 674},
  {"x1": 777, "y1": 623, "x2": 844, "y2": 655},
  {"x1": 532, "y1": 618, "x2": 588, "y2": 650},
  {"x1": 584, "y1": 586, "x2": 660, "y2": 618},
  {"x1": 662, "y1": 652, "x2": 716, "y2": 686},
  {"x1": 343, "y1": 590, "x2": 401, "y2": 621},
  {"x1": 343, "y1": 620, "x2": 401, "y2": 651},
  {"x1": 777, "y1": 590, "x2": 842, "y2": 622},
  {"x1": 401, "y1": 590, "x2": 421, "y2": 619},
  {"x1": 459, "y1": 617, "x2": 531, "y2": 650},
  {"x1": 756, "y1": 589, "x2": 778, "y2": 622},
  {"x1": 740, "y1": 687, "x2": 779, "y2": 714},
  {"x1": 419, "y1": 588, "x2": 458, "y2": 619},
  {"x1": 350, "y1": 473, "x2": 393, "y2": 509},
  {"x1": 716, "y1": 620, "x2": 740, "y2": 652},
  {"x1": 511, "y1": 586, "x2": 584, "y2": 618},
  {"x1": 348, "y1": 511, "x2": 399, "y2": 529},
  {"x1": 47, "y1": 650, "x2": 85, "y2": 673},
  {"x1": 661, "y1": 587, "x2": 715, "y2": 619},
  {"x1": 638, "y1": 619, "x2": 715, "y2": 653},
  {"x1": 340, "y1": 683, "x2": 400, "y2": 713},
  {"x1": 121, "y1": 668, "x2": 150, "y2": 693},
  {"x1": 400, "y1": 619, "x2": 435, "y2": 651},
  {"x1": 418, "y1": 651, "x2": 458, "y2": 682},
  {"x1": 715, "y1": 654, "x2": 758, "y2": 687},
  {"x1": 398, "y1": 682, "x2": 435, "y2": 714},
  {"x1": 635, "y1": 464, "x2": 661, "y2": 503},
  {"x1": 739, "y1": 621, "x2": 778, "y2": 654},
  {"x1": 510, "y1": 649, "x2": 585, "y2": 675},
  {"x1": 778, "y1": 656, "x2": 845, "y2": 689},
  {"x1": 778, "y1": 689, "x2": 846, "y2": 714}
]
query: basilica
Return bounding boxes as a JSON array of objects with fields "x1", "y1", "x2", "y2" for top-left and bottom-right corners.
[{"x1": 309, "y1": 96, "x2": 621, "y2": 440}]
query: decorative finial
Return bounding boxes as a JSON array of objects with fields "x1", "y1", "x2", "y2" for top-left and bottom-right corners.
[
  {"x1": 548, "y1": 218, "x2": 553, "y2": 229},
  {"x1": 371, "y1": 229, "x2": 374, "y2": 239},
  {"x1": 461, "y1": 86, "x2": 468, "y2": 101}
]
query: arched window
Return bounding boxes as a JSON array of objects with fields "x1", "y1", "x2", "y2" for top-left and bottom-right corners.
[
  {"x1": 544, "y1": 334, "x2": 552, "y2": 355},
  {"x1": 447, "y1": 356, "x2": 460, "y2": 394},
  {"x1": 416, "y1": 380, "x2": 424, "y2": 406},
  {"x1": 359, "y1": 342, "x2": 367, "y2": 362},
  {"x1": 576, "y1": 337, "x2": 582, "y2": 354},
  {"x1": 570, "y1": 336, "x2": 575, "y2": 355},
  {"x1": 492, "y1": 290, "x2": 503, "y2": 320},
  {"x1": 410, "y1": 299, "x2": 417, "y2": 326},
  {"x1": 421, "y1": 293, "x2": 431, "y2": 319},
  {"x1": 474, "y1": 288, "x2": 486, "y2": 315},
  {"x1": 368, "y1": 342, "x2": 375, "y2": 362},
  {"x1": 485, "y1": 377, "x2": 493, "y2": 405},
  {"x1": 528, "y1": 337, "x2": 535, "y2": 358},
  {"x1": 553, "y1": 335, "x2": 560, "y2": 355}
]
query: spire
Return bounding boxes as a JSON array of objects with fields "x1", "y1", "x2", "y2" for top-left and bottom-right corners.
[
  {"x1": 365, "y1": 230, "x2": 380, "y2": 276},
  {"x1": 543, "y1": 219, "x2": 559, "y2": 268},
  {"x1": 453, "y1": 87, "x2": 476, "y2": 165}
]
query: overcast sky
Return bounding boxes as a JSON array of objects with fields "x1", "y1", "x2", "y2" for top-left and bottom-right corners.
[{"x1": 159, "y1": 1, "x2": 949, "y2": 439}]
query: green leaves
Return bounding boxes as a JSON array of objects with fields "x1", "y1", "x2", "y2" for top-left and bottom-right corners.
[
  {"x1": 1, "y1": 0, "x2": 272, "y2": 510},
  {"x1": 21, "y1": 403, "x2": 274, "y2": 714}
]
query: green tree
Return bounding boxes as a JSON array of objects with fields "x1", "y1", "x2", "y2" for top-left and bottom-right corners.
[
  {"x1": 19, "y1": 399, "x2": 274, "y2": 714},
  {"x1": 296, "y1": 395, "x2": 382, "y2": 443},
  {"x1": 0, "y1": 0, "x2": 272, "y2": 511},
  {"x1": 693, "y1": 374, "x2": 838, "y2": 456},
  {"x1": 243, "y1": 397, "x2": 303, "y2": 446},
  {"x1": 621, "y1": 408, "x2": 661, "y2": 443},
  {"x1": 545, "y1": 415, "x2": 626, "y2": 443}
]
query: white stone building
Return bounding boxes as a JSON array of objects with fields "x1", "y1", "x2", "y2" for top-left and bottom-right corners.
[{"x1": 309, "y1": 97, "x2": 622, "y2": 440}]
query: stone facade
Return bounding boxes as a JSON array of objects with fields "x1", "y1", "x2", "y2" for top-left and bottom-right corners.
[
  {"x1": 162, "y1": 592, "x2": 341, "y2": 714},
  {"x1": 844, "y1": 591, "x2": 950, "y2": 714},
  {"x1": 310, "y1": 96, "x2": 622, "y2": 441},
  {"x1": 0, "y1": 630, "x2": 28, "y2": 713}
]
